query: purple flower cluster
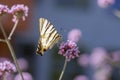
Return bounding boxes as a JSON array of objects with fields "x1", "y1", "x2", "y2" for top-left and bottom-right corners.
[
  {"x1": 0, "y1": 4, "x2": 9, "y2": 16},
  {"x1": 58, "y1": 40, "x2": 80, "y2": 61},
  {"x1": 68, "y1": 29, "x2": 82, "y2": 43},
  {"x1": 14, "y1": 72, "x2": 33, "y2": 80},
  {"x1": 97, "y1": 0, "x2": 115, "y2": 8},
  {"x1": 10, "y1": 4, "x2": 29, "y2": 22},
  {"x1": 17, "y1": 58, "x2": 28, "y2": 71},
  {"x1": 74, "y1": 75, "x2": 88, "y2": 80},
  {"x1": 0, "y1": 60, "x2": 16, "y2": 76},
  {"x1": 0, "y1": 4, "x2": 28, "y2": 22}
]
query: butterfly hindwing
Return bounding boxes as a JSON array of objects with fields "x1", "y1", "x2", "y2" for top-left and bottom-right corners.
[{"x1": 36, "y1": 18, "x2": 61, "y2": 55}]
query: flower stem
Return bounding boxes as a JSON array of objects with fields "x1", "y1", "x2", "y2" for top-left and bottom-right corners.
[
  {"x1": 59, "y1": 58, "x2": 68, "y2": 80},
  {"x1": 8, "y1": 19, "x2": 19, "y2": 40},
  {"x1": 0, "y1": 22, "x2": 24, "y2": 80},
  {"x1": 0, "y1": 39, "x2": 6, "y2": 42}
]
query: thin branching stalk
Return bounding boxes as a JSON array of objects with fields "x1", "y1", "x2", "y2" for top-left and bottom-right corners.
[
  {"x1": 0, "y1": 22, "x2": 24, "y2": 80},
  {"x1": 59, "y1": 58, "x2": 68, "y2": 80},
  {"x1": 0, "y1": 39, "x2": 6, "y2": 42},
  {"x1": 8, "y1": 19, "x2": 19, "y2": 40}
]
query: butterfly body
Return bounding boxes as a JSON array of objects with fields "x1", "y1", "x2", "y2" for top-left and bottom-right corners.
[{"x1": 36, "y1": 18, "x2": 61, "y2": 56}]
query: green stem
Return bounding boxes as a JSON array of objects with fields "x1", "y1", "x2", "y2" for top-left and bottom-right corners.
[
  {"x1": 0, "y1": 39, "x2": 6, "y2": 42},
  {"x1": 0, "y1": 22, "x2": 24, "y2": 80},
  {"x1": 8, "y1": 19, "x2": 19, "y2": 40},
  {"x1": 59, "y1": 58, "x2": 68, "y2": 80}
]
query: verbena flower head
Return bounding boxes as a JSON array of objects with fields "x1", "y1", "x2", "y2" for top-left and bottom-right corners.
[
  {"x1": 0, "y1": 60, "x2": 16, "y2": 76},
  {"x1": 58, "y1": 40, "x2": 80, "y2": 61},
  {"x1": 14, "y1": 72, "x2": 33, "y2": 80},
  {"x1": 68, "y1": 29, "x2": 82, "y2": 43},
  {"x1": 10, "y1": 4, "x2": 28, "y2": 22},
  {"x1": 78, "y1": 54, "x2": 89, "y2": 67},
  {"x1": 18, "y1": 58, "x2": 28, "y2": 71},
  {"x1": 90, "y1": 47, "x2": 108, "y2": 68},
  {"x1": 0, "y1": 4, "x2": 9, "y2": 16},
  {"x1": 94, "y1": 65, "x2": 112, "y2": 80},
  {"x1": 111, "y1": 51, "x2": 120, "y2": 62},
  {"x1": 97, "y1": 0, "x2": 115, "y2": 8},
  {"x1": 74, "y1": 75, "x2": 88, "y2": 80}
]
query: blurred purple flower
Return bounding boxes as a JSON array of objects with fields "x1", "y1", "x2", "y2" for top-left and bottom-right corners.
[
  {"x1": 90, "y1": 47, "x2": 108, "y2": 68},
  {"x1": 78, "y1": 53, "x2": 89, "y2": 67},
  {"x1": 17, "y1": 58, "x2": 28, "y2": 71},
  {"x1": 5, "y1": 73, "x2": 14, "y2": 80},
  {"x1": 0, "y1": 60, "x2": 16, "y2": 76},
  {"x1": 0, "y1": 4, "x2": 9, "y2": 16},
  {"x1": 111, "y1": 51, "x2": 120, "y2": 62},
  {"x1": 74, "y1": 75, "x2": 89, "y2": 80},
  {"x1": 10, "y1": 4, "x2": 28, "y2": 22},
  {"x1": 94, "y1": 65, "x2": 112, "y2": 80},
  {"x1": 68, "y1": 29, "x2": 82, "y2": 43},
  {"x1": 58, "y1": 40, "x2": 80, "y2": 61},
  {"x1": 97, "y1": 0, "x2": 115, "y2": 8},
  {"x1": 14, "y1": 72, "x2": 33, "y2": 80}
]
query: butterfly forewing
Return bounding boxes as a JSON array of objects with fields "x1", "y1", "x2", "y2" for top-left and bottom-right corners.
[
  {"x1": 49, "y1": 34, "x2": 61, "y2": 49},
  {"x1": 36, "y1": 18, "x2": 62, "y2": 55}
]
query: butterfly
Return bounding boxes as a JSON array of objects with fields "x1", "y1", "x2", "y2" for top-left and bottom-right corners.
[{"x1": 36, "y1": 18, "x2": 62, "y2": 56}]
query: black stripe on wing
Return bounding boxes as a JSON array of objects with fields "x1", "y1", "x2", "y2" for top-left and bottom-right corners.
[
  {"x1": 46, "y1": 29, "x2": 61, "y2": 49},
  {"x1": 40, "y1": 18, "x2": 51, "y2": 36}
]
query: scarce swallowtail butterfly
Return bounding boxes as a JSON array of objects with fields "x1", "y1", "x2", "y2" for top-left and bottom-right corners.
[{"x1": 36, "y1": 18, "x2": 62, "y2": 56}]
